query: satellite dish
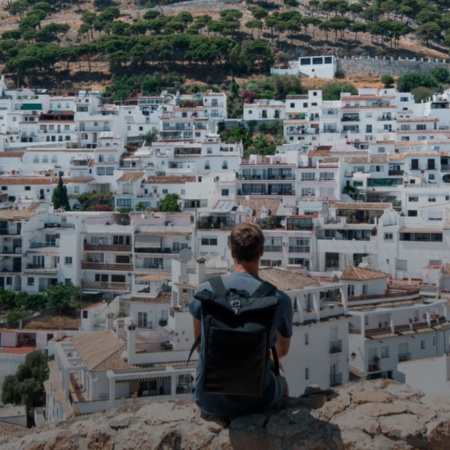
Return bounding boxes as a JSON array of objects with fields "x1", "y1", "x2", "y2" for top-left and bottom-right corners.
[{"x1": 179, "y1": 248, "x2": 193, "y2": 263}]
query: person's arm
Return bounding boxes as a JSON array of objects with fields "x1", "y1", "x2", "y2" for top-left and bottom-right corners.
[
  {"x1": 275, "y1": 331, "x2": 290, "y2": 359},
  {"x1": 193, "y1": 317, "x2": 202, "y2": 352}
]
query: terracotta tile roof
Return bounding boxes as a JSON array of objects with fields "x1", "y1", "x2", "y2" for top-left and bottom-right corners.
[
  {"x1": 323, "y1": 157, "x2": 339, "y2": 163},
  {"x1": 237, "y1": 199, "x2": 281, "y2": 220},
  {"x1": 146, "y1": 176, "x2": 196, "y2": 184},
  {"x1": 341, "y1": 265, "x2": 390, "y2": 281},
  {"x1": 344, "y1": 157, "x2": 369, "y2": 164},
  {"x1": 44, "y1": 360, "x2": 73, "y2": 419},
  {"x1": 117, "y1": 172, "x2": 144, "y2": 182},
  {"x1": 130, "y1": 292, "x2": 171, "y2": 304},
  {"x1": 334, "y1": 202, "x2": 391, "y2": 210},
  {"x1": 0, "y1": 209, "x2": 37, "y2": 219},
  {"x1": 370, "y1": 156, "x2": 387, "y2": 163},
  {"x1": 389, "y1": 154, "x2": 405, "y2": 160},
  {"x1": 71, "y1": 329, "x2": 125, "y2": 371},
  {"x1": 0, "y1": 176, "x2": 54, "y2": 185},
  {"x1": 258, "y1": 267, "x2": 318, "y2": 290},
  {"x1": 308, "y1": 150, "x2": 331, "y2": 157},
  {"x1": 0, "y1": 152, "x2": 24, "y2": 158},
  {"x1": 93, "y1": 345, "x2": 131, "y2": 372}
]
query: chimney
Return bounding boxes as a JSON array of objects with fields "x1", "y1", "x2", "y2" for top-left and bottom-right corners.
[
  {"x1": 197, "y1": 257, "x2": 206, "y2": 283},
  {"x1": 116, "y1": 319, "x2": 125, "y2": 340}
]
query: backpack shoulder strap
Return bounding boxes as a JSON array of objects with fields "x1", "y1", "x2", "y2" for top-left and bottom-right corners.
[
  {"x1": 252, "y1": 281, "x2": 277, "y2": 298},
  {"x1": 207, "y1": 276, "x2": 226, "y2": 295}
]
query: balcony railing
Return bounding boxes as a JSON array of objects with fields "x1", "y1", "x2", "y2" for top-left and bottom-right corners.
[
  {"x1": 398, "y1": 353, "x2": 411, "y2": 362},
  {"x1": 368, "y1": 363, "x2": 380, "y2": 372},
  {"x1": 329, "y1": 340, "x2": 342, "y2": 354},
  {"x1": 30, "y1": 241, "x2": 59, "y2": 249},
  {"x1": 84, "y1": 244, "x2": 132, "y2": 252},
  {"x1": 81, "y1": 262, "x2": 134, "y2": 271},
  {"x1": 348, "y1": 287, "x2": 420, "y2": 302},
  {"x1": 44, "y1": 223, "x2": 75, "y2": 229},
  {"x1": 263, "y1": 245, "x2": 282, "y2": 252},
  {"x1": 81, "y1": 281, "x2": 131, "y2": 291},
  {"x1": 288, "y1": 246, "x2": 310, "y2": 253}
]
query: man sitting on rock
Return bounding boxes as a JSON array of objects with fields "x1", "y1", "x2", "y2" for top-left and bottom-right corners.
[{"x1": 189, "y1": 222, "x2": 292, "y2": 417}]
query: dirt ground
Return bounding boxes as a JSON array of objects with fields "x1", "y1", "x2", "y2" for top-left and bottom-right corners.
[{"x1": 24, "y1": 316, "x2": 81, "y2": 330}]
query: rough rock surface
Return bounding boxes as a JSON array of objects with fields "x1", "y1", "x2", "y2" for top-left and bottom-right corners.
[{"x1": 2, "y1": 380, "x2": 450, "y2": 450}]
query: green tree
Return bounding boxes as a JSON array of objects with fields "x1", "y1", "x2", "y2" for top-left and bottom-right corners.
[
  {"x1": 322, "y1": 81, "x2": 357, "y2": 100},
  {"x1": 52, "y1": 172, "x2": 70, "y2": 210},
  {"x1": 381, "y1": 74, "x2": 395, "y2": 87},
  {"x1": 143, "y1": 130, "x2": 158, "y2": 145},
  {"x1": 416, "y1": 22, "x2": 441, "y2": 46},
  {"x1": 43, "y1": 282, "x2": 81, "y2": 314},
  {"x1": 1, "y1": 351, "x2": 49, "y2": 417},
  {"x1": 158, "y1": 193, "x2": 181, "y2": 212},
  {"x1": 411, "y1": 86, "x2": 435, "y2": 103},
  {"x1": 8, "y1": 0, "x2": 30, "y2": 20}
]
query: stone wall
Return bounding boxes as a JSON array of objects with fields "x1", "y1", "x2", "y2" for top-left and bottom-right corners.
[
  {"x1": 337, "y1": 56, "x2": 450, "y2": 76},
  {"x1": 2, "y1": 379, "x2": 450, "y2": 449}
]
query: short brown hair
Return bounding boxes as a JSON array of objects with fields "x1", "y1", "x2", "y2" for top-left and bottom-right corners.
[{"x1": 229, "y1": 222, "x2": 264, "y2": 263}]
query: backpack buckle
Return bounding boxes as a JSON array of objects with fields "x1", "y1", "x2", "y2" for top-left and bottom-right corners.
[{"x1": 230, "y1": 299, "x2": 241, "y2": 315}]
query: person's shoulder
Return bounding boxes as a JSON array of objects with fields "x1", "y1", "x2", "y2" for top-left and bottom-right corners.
[{"x1": 274, "y1": 289, "x2": 291, "y2": 303}]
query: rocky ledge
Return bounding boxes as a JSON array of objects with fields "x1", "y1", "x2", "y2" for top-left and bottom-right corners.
[{"x1": 2, "y1": 379, "x2": 450, "y2": 450}]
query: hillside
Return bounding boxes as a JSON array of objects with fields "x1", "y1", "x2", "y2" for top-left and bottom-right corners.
[{"x1": 1, "y1": 0, "x2": 450, "y2": 94}]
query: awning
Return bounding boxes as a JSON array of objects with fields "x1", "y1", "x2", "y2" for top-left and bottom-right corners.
[
  {"x1": 136, "y1": 274, "x2": 171, "y2": 281},
  {"x1": 135, "y1": 235, "x2": 161, "y2": 248},
  {"x1": 399, "y1": 228, "x2": 442, "y2": 233}
]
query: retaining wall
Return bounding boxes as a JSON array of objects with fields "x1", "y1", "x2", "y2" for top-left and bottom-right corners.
[{"x1": 337, "y1": 56, "x2": 450, "y2": 76}]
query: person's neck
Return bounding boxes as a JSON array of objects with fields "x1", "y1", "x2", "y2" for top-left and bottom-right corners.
[{"x1": 233, "y1": 259, "x2": 259, "y2": 277}]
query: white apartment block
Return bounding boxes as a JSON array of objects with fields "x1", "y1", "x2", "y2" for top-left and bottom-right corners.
[
  {"x1": 343, "y1": 266, "x2": 450, "y2": 382},
  {"x1": 243, "y1": 99, "x2": 285, "y2": 121}
]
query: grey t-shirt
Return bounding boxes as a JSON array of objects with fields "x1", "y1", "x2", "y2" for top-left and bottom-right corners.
[{"x1": 188, "y1": 272, "x2": 293, "y2": 417}]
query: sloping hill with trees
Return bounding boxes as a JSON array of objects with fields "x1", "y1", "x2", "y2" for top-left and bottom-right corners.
[{"x1": 0, "y1": 0, "x2": 449, "y2": 97}]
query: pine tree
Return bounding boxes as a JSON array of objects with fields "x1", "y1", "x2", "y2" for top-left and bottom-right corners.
[{"x1": 52, "y1": 172, "x2": 70, "y2": 210}]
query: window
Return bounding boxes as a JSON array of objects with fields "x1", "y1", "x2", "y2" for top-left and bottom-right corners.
[
  {"x1": 305, "y1": 333, "x2": 309, "y2": 345},
  {"x1": 407, "y1": 210, "x2": 418, "y2": 217},
  {"x1": 290, "y1": 103, "x2": 295, "y2": 108},
  {"x1": 396, "y1": 259, "x2": 407, "y2": 270},
  {"x1": 429, "y1": 197, "x2": 436, "y2": 202},
  {"x1": 162, "y1": 189, "x2": 168, "y2": 194},
  {"x1": 25, "y1": 186, "x2": 31, "y2": 191},
  {"x1": 221, "y1": 189, "x2": 229, "y2": 196},
  {"x1": 381, "y1": 347, "x2": 389, "y2": 358},
  {"x1": 106, "y1": 167, "x2": 114, "y2": 175},
  {"x1": 27, "y1": 277, "x2": 34, "y2": 286},
  {"x1": 429, "y1": 174, "x2": 435, "y2": 181},
  {"x1": 378, "y1": 147, "x2": 385, "y2": 153},
  {"x1": 65, "y1": 257, "x2": 72, "y2": 265},
  {"x1": 117, "y1": 198, "x2": 131, "y2": 207},
  {"x1": 97, "y1": 167, "x2": 105, "y2": 175},
  {"x1": 201, "y1": 237, "x2": 218, "y2": 246},
  {"x1": 416, "y1": 124, "x2": 426, "y2": 130},
  {"x1": 82, "y1": 310, "x2": 88, "y2": 319},
  {"x1": 420, "y1": 340, "x2": 425, "y2": 350},
  {"x1": 222, "y1": 161, "x2": 228, "y2": 169},
  {"x1": 384, "y1": 233, "x2": 393, "y2": 240},
  {"x1": 301, "y1": 172, "x2": 315, "y2": 181},
  {"x1": 408, "y1": 196, "x2": 418, "y2": 202},
  {"x1": 433, "y1": 336, "x2": 436, "y2": 346},
  {"x1": 319, "y1": 172, "x2": 334, "y2": 181},
  {"x1": 305, "y1": 367, "x2": 309, "y2": 380},
  {"x1": 138, "y1": 312, "x2": 148, "y2": 328}
]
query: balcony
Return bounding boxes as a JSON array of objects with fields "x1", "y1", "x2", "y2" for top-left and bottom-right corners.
[
  {"x1": 0, "y1": 229, "x2": 19, "y2": 236},
  {"x1": 398, "y1": 353, "x2": 411, "y2": 362},
  {"x1": 29, "y1": 241, "x2": 59, "y2": 249},
  {"x1": 263, "y1": 245, "x2": 282, "y2": 252},
  {"x1": 134, "y1": 247, "x2": 179, "y2": 254},
  {"x1": 330, "y1": 373, "x2": 342, "y2": 386},
  {"x1": 329, "y1": 340, "x2": 342, "y2": 354},
  {"x1": 24, "y1": 264, "x2": 58, "y2": 274},
  {"x1": 44, "y1": 222, "x2": 75, "y2": 229},
  {"x1": 388, "y1": 170, "x2": 404, "y2": 176},
  {"x1": 348, "y1": 286, "x2": 420, "y2": 303},
  {"x1": 84, "y1": 243, "x2": 132, "y2": 252},
  {"x1": 288, "y1": 246, "x2": 310, "y2": 253},
  {"x1": 81, "y1": 281, "x2": 131, "y2": 291},
  {"x1": 81, "y1": 262, "x2": 134, "y2": 271},
  {"x1": 368, "y1": 363, "x2": 380, "y2": 372}
]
